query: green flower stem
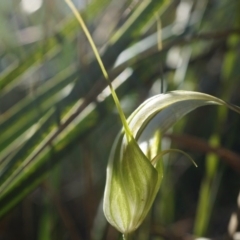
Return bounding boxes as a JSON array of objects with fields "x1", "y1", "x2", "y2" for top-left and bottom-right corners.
[
  {"x1": 65, "y1": 0, "x2": 133, "y2": 142},
  {"x1": 123, "y1": 233, "x2": 134, "y2": 240}
]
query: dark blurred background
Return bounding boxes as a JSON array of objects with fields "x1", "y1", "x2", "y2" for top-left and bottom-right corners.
[{"x1": 0, "y1": 0, "x2": 240, "y2": 239}]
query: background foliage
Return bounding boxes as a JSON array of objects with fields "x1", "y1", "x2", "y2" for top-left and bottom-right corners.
[{"x1": 0, "y1": 0, "x2": 240, "y2": 239}]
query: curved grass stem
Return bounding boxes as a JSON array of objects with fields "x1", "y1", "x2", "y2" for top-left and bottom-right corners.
[{"x1": 65, "y1": 0, "x2": 133, "y2": 142}]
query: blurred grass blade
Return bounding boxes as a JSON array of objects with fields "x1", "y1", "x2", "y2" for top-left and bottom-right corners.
[
  {"x1": 193, "y1": 106, "x2": 228, "y2": 236},
  {"x1": 194, "y1": 134, "x2": 221, "y2": 236},
  {"x1": 0, "y1": 66, "x2": 78, "y2": 153},
  {"x1": 0, "y1": 100, "x2": 99, "y2": 218},
  {"x1": 0, "y1": 0, "x2": 111, "y2": 92},
  {"x1": 110, "y1": 0, "x2": 170, "y2": 45},
  {"x1": 0, "y1": 108, "x2": 58, "y2": 184}
]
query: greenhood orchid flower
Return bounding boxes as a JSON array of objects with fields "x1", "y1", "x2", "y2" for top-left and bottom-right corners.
[
  {"x1": 103, "y1": 131, "x2": 163, "y2": 234},
  {"x1": 103, "y1": 91, "x2": 240, "y2": 235}
]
